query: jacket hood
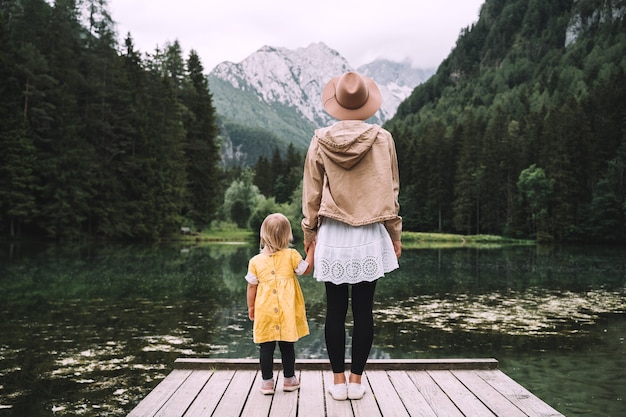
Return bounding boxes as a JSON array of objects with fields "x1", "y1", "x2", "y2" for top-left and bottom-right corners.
[{"x1": 314, "y1": 121, "x2": 381, "y2": 169}]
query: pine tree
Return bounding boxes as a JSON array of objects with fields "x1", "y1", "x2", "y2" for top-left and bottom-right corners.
[
  {"x1": 283, "y1": 143, "x2": 303, "y2": 204},
  {"x1": 392, "y1": 120, "x2": 424, "y2": 231},
  {"x1": 253, "y1": 155, "x2": 273, "y2": 197},
  {"x1": 480, "y1": 108, "x2": 518, "y2": 234},
  {"x1": 424, "y1": 120, "x2": 456, "y2": 232},
  {"x1": 80, "y1": 0, "x2": 133, "y2": 237},
  {"x1": 140, "y1": 46, "x2": 187, "y2": 237},
  {"x1": 180, "y1": 50, "x2": 221, "y2": 228},
  {"x1": 453, "y1": 113, "x2": 486, "y2": 234},
  {"x1": 0, "y1": 120, "x2": 39, "y2": 237},
  {"x1": 541, "y1": 97, "x2": 591, "y2": 241},
  {"x1": 35, "y1": 0, "x2": 96, "y2": 240}
]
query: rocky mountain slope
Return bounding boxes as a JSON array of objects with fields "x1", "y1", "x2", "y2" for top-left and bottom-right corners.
[{"x1": 208, "y1": 43, "x2": 434, "y2": 165}]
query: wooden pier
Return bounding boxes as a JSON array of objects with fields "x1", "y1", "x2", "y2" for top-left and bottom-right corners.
[{"x1": 128, "y1": 358, "x2": 564, "y2": 417}]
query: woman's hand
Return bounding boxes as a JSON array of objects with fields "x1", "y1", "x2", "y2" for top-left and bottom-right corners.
[
  {"x1": 393, "y1": 240, "x2": 402, "y2": 258},
  {"x1": 304, "y1": 237, "x2": 316, "y2": 254}
]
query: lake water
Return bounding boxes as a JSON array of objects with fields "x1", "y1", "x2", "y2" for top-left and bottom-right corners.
[{"x1": 0, "y1": 242, "x2": 624, "y2": 416}]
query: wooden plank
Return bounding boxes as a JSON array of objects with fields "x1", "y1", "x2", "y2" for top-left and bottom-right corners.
[
  {"x1": 297, "y1": 370, "x2": 326, "y2": 417},
  {"x1": 173, "y1": 358, "x2": 499, "y2": 371},
  {"x1": 241, "y1": 371, "x2": 275, "y2": 417},
  {"x1": 428, "y1": 370, "x2": 496, "y2": 417},
  {"x1": 351, "y1": 373, "x2": 383, "y2": 417},
  {"x1": 361, "y1": 371, "x2": 400, "y2": 417},
  {"x1": 323, "y1": 371, "x2": 354, "y2": 417},
  {"x1": 364, "y1": 359, "x2": 499, "y2": 371},
  {"x1": 176, "y1": 358, "x2": 260, "y2": 370},
  {"x1": 268, "y1": 372, "x2": 299, "y2": 417},
  {"x1": 407, "y1": 371, "x2": 465, "y2": 417},
  {"x1": 127, "y1": 369, "x2": 192, "y2": 417},
  {"x1": 386, "y1": 371, "x2": 438, "y2": 417},
  {"x1": 128, "y1": 360, "x2": 564, "y2": 417},
  {"x1": 453, "y1": 370, "x2": 527, "y2": 417},
  {"x1": 210, "y1": 370, "x2": 257, "y2": 417},
  {"x1": 153, "y1": 370, "x2": 212, "y2": 417},
  {"x1": 479, "y1": 370, "x2": 564, "y2": 417},
  {"x1": 184, "y1": 370, "x2": 236, "y2": 417}
]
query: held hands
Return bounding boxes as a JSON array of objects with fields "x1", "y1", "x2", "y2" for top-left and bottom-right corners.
[
  {"x1": 304, "y1": 237, "x2": 316, "y2": 254},
  {"x1": 393, "y1": 240, "x2": 402, "y2": 258},
  {"x1": 303, "y1": 238, "x2": 316, "y2": 275}
]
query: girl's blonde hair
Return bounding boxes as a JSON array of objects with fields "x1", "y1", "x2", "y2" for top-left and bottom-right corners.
[{"x1": 260, "y1": 213, "x2": 293, "y2": 253}]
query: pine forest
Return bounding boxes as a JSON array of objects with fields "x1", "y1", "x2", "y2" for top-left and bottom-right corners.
[
  {"x1": 0, "y1": 0, "x2": 224, "y2": 240},
  {"x1": 386, "y1": 0, "x2": 626, "y2": 243},
  {"x1": 1, "y1": 0, "x2": 625, "y2": 243}
]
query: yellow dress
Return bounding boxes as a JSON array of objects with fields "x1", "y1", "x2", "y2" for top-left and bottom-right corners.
[{"x1": 246, "y1": 248, "x2": 310, "y2": 344}]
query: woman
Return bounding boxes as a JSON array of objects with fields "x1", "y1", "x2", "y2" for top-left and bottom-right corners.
[{"x1": 302, "y1": 71, "x2": 402, "y2": 401}]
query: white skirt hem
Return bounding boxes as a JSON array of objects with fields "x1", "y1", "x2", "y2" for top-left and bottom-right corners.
[{"x1": 313, "y1": 218, "x2": 399, "y2": 285}]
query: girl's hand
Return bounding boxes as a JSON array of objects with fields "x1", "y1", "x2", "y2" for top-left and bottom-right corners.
[{"x1": 248, "y1": 306, "x2": 255, "y2": 320}]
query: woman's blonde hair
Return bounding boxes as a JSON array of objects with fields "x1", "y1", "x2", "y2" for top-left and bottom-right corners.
[{"x1": 260, "y1": 213, "x2": 293, "y2": 253}]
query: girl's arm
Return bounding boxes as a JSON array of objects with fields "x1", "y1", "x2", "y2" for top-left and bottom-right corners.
[
  {"x1": 247, "y1": 283, "x2": 257, "y2": 320},
  {"x1": 303, "y1": 239, "x2": 316, "y2": 275}
]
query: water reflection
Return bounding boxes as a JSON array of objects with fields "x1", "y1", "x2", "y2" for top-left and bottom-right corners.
[
  {"x1": 377, "y1": 289, "x2": 625, "y2": 336},
  {"x1": 0, "y1": 242, "x2": 624, "y2": 416}
]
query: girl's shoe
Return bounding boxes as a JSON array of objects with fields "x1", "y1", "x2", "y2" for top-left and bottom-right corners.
[
  {"x1": 328, "y1": 383, "x2": 348, "y2": 401},
  {"x1": 283, "y1": 376, "x2": 300, "y2": 392},
  {"x1": 348, "y1": 383, "x2": 366, "y2": 400},
  {"x1": 261, "y1": 378, "x2": 275, "y2": 395}
]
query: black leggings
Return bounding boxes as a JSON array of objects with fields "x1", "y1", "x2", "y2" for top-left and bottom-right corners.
[
  {"x1": 324, "y1": 280, "x2": 377, "y2": 375},
  {"x1": 259, "y1": 341, "x2": 295, "y2": 380}
]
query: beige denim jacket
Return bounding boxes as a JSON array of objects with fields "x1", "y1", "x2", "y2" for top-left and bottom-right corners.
[{"x1": 301, "y1": 120, "x2": 402, "y2": 244}]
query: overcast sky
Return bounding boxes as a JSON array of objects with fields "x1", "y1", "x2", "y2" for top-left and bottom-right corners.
[{"x1": 108, "y1": 0, "x2": 485, "y2": 72}]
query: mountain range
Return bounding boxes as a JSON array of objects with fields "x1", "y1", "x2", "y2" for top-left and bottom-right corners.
[{"x1": 207, "y1": 42, "x2": 434, "y2": 166}]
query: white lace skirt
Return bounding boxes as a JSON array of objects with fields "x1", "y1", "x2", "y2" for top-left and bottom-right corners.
[{"x1": 313, "y1": 218, "x2": 399, "y2": 284}]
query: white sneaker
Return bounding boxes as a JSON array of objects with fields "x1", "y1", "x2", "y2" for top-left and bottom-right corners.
[
  {"x1": 348, "y1": 383, "x2": 366, "y2": 400},
  {"x1": 328, "y1": 383, "x2": 348, "y2": 401}
]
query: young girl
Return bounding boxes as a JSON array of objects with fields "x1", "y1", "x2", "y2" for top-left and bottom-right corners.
[{"x1": 246, "y1": 213, "x2": 315, "y2": 395}]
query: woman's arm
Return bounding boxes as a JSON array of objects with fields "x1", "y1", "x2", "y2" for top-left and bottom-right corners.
[{"x1": 302, "y1": 138, "x2": 324, "y2": 246}]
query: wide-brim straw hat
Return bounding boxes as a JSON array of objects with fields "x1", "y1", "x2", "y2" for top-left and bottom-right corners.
[{"x1": 322, "y1": 71, "x2": 382, "y2": 121}]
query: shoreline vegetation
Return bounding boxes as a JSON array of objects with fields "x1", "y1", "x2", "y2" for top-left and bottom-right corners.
[
  {"x1": 1, "y1": 228, "x2": 534, "y2": 249},
  {"x1": 173, "y1": 225, "x2": 534, "y2": 249},
  {"x1": 400, "y1": 232, "x2": 534, "y2": 249}
]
